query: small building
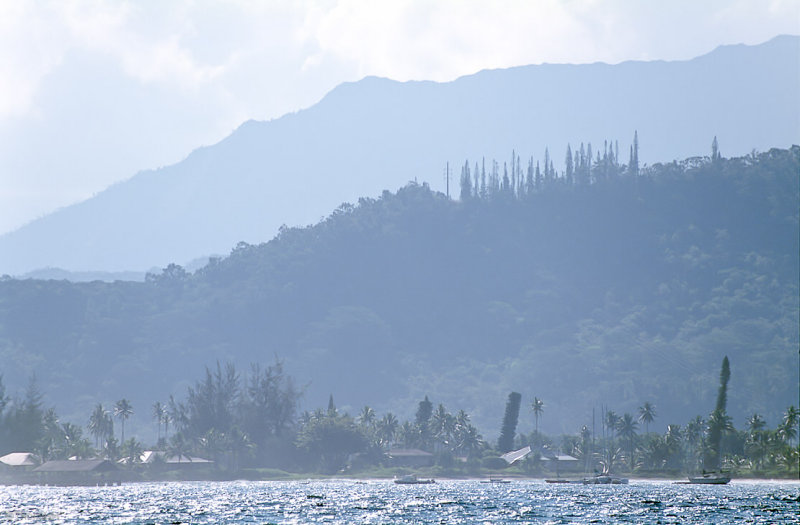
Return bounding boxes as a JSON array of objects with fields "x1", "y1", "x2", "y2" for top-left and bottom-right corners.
[
  {"x1": 0, "y1": 452, "x2": 39, "y2": 468},
  {"x1": 136, "y1": 451, "x2": 213, "y2": 469},
  {"x1": 541, "y1": 453, "x2": 581, "y2": 475},
  {"x1": 33, "y1": 459, "x2": 119, "y2": 485},
  {"x1": 386, "y1": 448, "x2": 434, "y2": 467}
]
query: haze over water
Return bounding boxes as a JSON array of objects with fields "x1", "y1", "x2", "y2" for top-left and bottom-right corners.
[{"x1": 1, "y1": 479, "x2": 798, "y2": 524}]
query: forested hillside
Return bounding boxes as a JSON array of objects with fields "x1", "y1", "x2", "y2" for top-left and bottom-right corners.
[{"x1": 0, "y1": 146, "x2": 797, "y2": 437}]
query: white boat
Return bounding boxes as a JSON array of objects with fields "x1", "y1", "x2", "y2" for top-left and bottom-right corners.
[
  {"x1": 582, "y1": 474, "x2": 628, "y2": 484},
  {"x1": 480, "y1": 475, "x2": 511, "y2": 484},
  {"x1": 687, "y1": 471, "x2": 731, "y2": 484},
  {"x1": 393, "y1": 474, "x2": 435, "y2": 485}
]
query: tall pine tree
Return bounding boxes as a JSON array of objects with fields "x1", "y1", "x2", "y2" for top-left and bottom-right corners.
[{"x1": 498, "y1": 392, "x2": 522, "y2": 453}]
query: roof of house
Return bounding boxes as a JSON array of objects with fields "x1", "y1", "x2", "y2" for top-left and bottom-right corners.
[
  {"x1": 387, "y1": 448, "x2": 434, "y2": 457},
  {"x1": 164, "y1": 455, "x2": 212, "y2": 464},
  {"x1": 0, "y1": 452, "x2": 39, "y2": 466},
  {"x1": 33, "y1": 459, "x2": 117, "y2": 473},
  {"x1": 541, "y1": 454, "x2": 579, "y2": 462}
]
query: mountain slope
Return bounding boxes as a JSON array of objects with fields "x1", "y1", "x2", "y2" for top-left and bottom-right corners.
[
  {"x1": 0, "y1": 147, "x2": 796, "y2": 437},
  {"x1": 0, "y1": 35, "x2": 798, "y2": 275}
]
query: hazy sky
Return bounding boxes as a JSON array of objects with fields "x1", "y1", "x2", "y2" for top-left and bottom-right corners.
[{"x1": 0, "y1": 0, "x2": 798, "y2": 235}]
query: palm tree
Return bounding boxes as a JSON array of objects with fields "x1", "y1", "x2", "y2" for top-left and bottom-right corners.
[
  {"x1": 779, "y1": 405, "x2": 798, "y2": 444},
  {"x1": 88, "y1": 404, "x2": 110, "y2": 448},
  {"x1": 227, "y1": 427, "x2": 254, "y2": 472},
  {"x1": 746, "y1": 413, "x2": 766, "y2": 435},
  {"x1": 161, "y1": 411, "x2": 171, "y2": 442},
  {"x1": 167, "y1": 432, "x2": 192, "y2": 462},
  {"x1": 152, "y1": 401, "x2": 166, "y2": 443},
  {"x1": 531, "y1": 397, "x2": 544, "y2": 434},
  {"x1": 684, "y1": 415, "x2": 705, "y2": 471},
  {"x1": 114, "y1": 399, "x2": 134, "y2": 442},
  {"x1": 579, "y1": 425, "x2": 593, "y2": 472},
  {"x1": 103, "y1": 437, "x2": 121, "y2": 461},
  {"x1": 617, "y1": 413, "x2": 638, "y2": 470},
  {"x1": 376, "y1": 413, "x2": 398, "y2": 448},
  {"x1": 664, "y1": 424, "x2": 683, "y2": 469},
  {"x1": 121, "y1": 438, "x2": 144, "y2": 466},
  {"x1": 167, "y1": 395, "x2": 186, "y2": 436},
  {"x1": 358, "y1": 406, "x2": 376, "y2": 428},
  {"x1": 198, "y1": 428, "x2": 225, "y2": 465},
  {"x1": 60, "y1": 422, "x2": 85, "y2": 459},
  {"x1": 706, "y1": 409, "x2": 734, "y2": 470},
  {"x1": 637, "y1": 402, "x2": 656, "y2": 435},
  {"x1": 399, "y1": 421, "x2": 418, "y2": 449},
  {"x1": 455, "y1": 423, "x2": 484, "y2": 458},
  {"x1": 431, "y1": 404, "x2": 455, "y2": 447},
  {"x1": 605, "y1": 410, "x2": 620, "y2": 444}
]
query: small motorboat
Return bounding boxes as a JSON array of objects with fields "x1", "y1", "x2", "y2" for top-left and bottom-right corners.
[
  {"x1": 582, "y1": 474, "x2": 628, "y2": 484},
  {"x1": 393, "y1": 474, "x2": 435, "y2": 485},
  {"x1": 480, "y1": 475, "x2": 511, "y2": 484},
  {"x1": 687, "y1": 471, "x2": 731, "y2": 484}
]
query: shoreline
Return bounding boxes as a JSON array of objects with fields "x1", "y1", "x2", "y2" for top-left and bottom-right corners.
[{"x1": 2, "y1": 471, "x2": 797, "y2": 487}]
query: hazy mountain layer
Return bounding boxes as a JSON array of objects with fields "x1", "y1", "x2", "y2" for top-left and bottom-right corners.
[
  {"x1": 0, "y1": 36, "x2": 798, "y2": 275},
  {"x1": 0, "y1": 147, "x2": 796, "y2": 438}
]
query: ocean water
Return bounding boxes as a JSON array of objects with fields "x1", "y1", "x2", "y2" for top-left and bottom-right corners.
[{"x1": 1, "y1": 479, "x2": 798, "y2": 524}]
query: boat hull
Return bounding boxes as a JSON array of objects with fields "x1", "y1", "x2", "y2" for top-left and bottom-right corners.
[
  {"x1": 394, "y1": 479, "x2": 435, "y2": 485},
  {"x1": 688, "y1": 476, "x2": 731, "y2": 484}
]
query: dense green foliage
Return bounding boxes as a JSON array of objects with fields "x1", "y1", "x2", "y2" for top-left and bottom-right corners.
[
  {"x1": 0, "y1": 145, "x2": 797, "y2": 440},
  {"x1": 0, "y1": 370, "x2": 796, "y2": 478}
]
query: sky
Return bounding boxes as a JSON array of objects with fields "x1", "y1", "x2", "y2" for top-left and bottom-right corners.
[{"x1": 0, "y1": 0, "x2": 798, "y2": 235}]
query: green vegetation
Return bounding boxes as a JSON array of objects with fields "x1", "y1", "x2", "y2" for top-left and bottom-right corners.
[
  {"x1": 0, "y1": 142, "x2": 797, "y2": 457},
  {"x1": 0, "y1": 368, "x2": 796, "y2": 479}
]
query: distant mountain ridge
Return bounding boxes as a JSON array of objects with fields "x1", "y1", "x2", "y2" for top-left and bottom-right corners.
[{"x1": 1, "y1": 35, "x2": 798, "y2": 275}]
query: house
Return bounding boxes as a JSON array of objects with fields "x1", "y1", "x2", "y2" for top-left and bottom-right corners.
[
  {"x1": 541, "y1": 453, "x2": 581, "y2": 475},
  {"x1": 135, "y1": 450, "x2": 213, "y2": 469},
  {"x1": 0, "y1": 452, "x2": 40, "y2": 484},
  {"x1": 0, "y1": 452, "x2": 39, "y2": 468},
  {"x1": 33, "y1": 459, "x2": 119, "y2": 485},
  {"x1": 386, "y1": 448, "x2": 434, "y2": 467}
]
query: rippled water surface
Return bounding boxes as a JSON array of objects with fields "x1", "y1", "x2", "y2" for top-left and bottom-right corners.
[{"x1": 1, "y1": 479, "x2": 798, "y2": 524}]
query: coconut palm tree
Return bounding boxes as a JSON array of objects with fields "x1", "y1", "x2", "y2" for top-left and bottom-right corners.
[
  {"x1": 637, "y1": 402, "x2": 656, "y2": 435},
  {"x1": 227, "y1": 427, "x2": 254, "y2": 472},
  {"x1": 114, "y1": 399, "x2": 134, "y2": 442},
  {"x1": 605, "y1": 410, "x2": 620, "y2": 445},
  {"x1": 88, "y1": 403, "x2": 110, "y2": 448},
  {"x1": 399, "y1": 421, "x2": 419, "y2": 449},
  {"x1": 59, "y1": 422, "x2": 86, "y2": 459},
  {"x1": 684, "y1": 415, "x2": 705, "y2": 471},
  {"x1": 455, "y1": 423, "x2": 484, "y2": 458},
  {"x1": 531, "y1": 397, "x2": 544, "y2": 434},
  {"x1": 358, "y1": 406, "x2": 376, "y2": 428},
  {"x1": 617, "y1": 413, "x2": 638, "y2": 470},
  {"x1": 779, "y1": 405, "x2": 798, "y2": 444},
  {"x1": 746, "y1": 413, "x2": 766, "y2": 435},
  {"x1": 121, "y1": 437, "x2": 144, "y2": 466},
  {"x1": 152, "y1": 401, "x2": 166, "y2": 443},
  {"x1": 431, "y1": 404, "x2": 455, "y2": 447},
  {"x1": 103, "y1": 437, "x2": 120, "y2": 461},
  {"x1": 168, "y1": 432, "x2": 192, "y2": 463},
  {"x1": 664, "y1": 424, "x2": 683, "y2": 469},
  {"x1": 376, "y1": 413, "x2": 398, "y2": 448},
  {"x1": 705, "y1": 409, "x2": 733, "y2": 470}
]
